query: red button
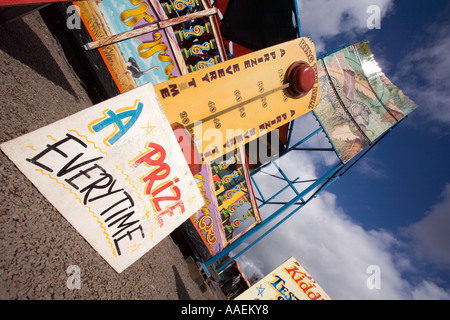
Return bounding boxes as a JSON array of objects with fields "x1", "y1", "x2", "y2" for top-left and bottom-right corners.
[{"x1": 286, "y1": 61, "x2": 316, "y2": 98}]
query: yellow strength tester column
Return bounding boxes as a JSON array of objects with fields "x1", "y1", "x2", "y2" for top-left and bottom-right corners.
[{"x1": 155, "y1": 37, "x2": 320, "y2": 163}]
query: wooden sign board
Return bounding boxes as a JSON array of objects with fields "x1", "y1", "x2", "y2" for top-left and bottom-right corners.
[
  {"x1": 154, "y1": 37, "x2": 320, "y2": 163},
  {"x1": 235, "y1": 257, "x2": 331, "y2": 300},
  {"x1": 0, "y1": 83, "x2": 204, "y2": 273}
]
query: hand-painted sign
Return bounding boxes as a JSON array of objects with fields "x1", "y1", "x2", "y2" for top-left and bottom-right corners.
[
  {"x1": 235, "y1": 257, "x2": 331, "y2": 300},
  {"x1": 0, "y1": 83, "x2": 204, "y2": 273}
]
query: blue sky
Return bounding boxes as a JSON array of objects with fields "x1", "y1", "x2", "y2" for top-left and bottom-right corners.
[{"x1": 236, "y1": 0, "x2": 450, "y2": 299}]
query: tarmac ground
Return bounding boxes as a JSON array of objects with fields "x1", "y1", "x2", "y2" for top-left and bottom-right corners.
[{"x1": 0, "y1": 11, "x2": 222, "y2": 300}]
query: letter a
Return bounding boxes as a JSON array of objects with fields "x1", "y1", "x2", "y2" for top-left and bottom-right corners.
[
  {"x1": 89, "y1": 100, "x2": 143, "y2": 146},
  {"x1": 66, "y1": 5, "x2": 81, "y2": 30},
  {"x1": 366, "y1": 265, "x2": 381, "y2": 289},
  {"x1": 366, "y1": 5, "x2": 381, "y2": 29},
  {"x1": 66, "y1": 265, "x2": 81, "y2": 290}
]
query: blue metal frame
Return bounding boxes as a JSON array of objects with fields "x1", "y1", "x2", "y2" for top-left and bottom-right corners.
[
  {"x1": 312, "y1": 110, "x2": 344, "y2": 163},
  {"x1": 214, "y1": 162, "x2": 344, "y2": 272},
  {"x1": 203, "y1": 161, "x2": 344, "y2": 270},
  {"x1": 317, "y1": 43, "x2": 352, "y2": 60},
  {"x1": 201, "y1": 109, "x2": 409, "y2": 274},
  {"x1": 258, "y1": 177, "x2": 300, "y2": 209},
  {"x1": 202, "y1": 119, "x2": 344, "y2": 271}
]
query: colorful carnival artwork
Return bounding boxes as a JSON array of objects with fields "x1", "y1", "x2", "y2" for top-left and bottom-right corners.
[
  {"x1": 314, "y1": 41, "x2": 418, "y2": 163},
  {"x1": 77, "y1": 0, "x2": 226, "y2": 92},
  {"x1": 183, "y1": 146, "x2": 262, "y2": 259}
]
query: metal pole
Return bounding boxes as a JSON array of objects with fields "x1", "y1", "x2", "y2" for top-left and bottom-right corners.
[
  {"x1": 273, "y1": 161, "x2": 299, "y2": 196},
  {"x1": 251, "y1": 125, "x2": 321, "y2": 209},
  {"x1": 316, "y1": 43, "x2": 352, "y2": 60},
  {"x1": 291, "y1": 147, "x2": 335, "y2": 151},
  {"x1": 287, "y1": 127, "x2": 322, "y2": 150},
  {"x1": 294, "y1": 0, "x2": 302, "y2": 37},
  {"x1": 258, "y1": 177, "x2": 300, "y2": 208},
  {"x1": 250, "y1": 175, "x2": 266, "y2": 203},
  {"x1": 286, "y1": 120, "x2": 295, "y2": 149}
]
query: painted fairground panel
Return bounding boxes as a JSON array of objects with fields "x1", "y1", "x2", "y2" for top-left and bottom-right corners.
[
  {"x1": 183, "y1": 163, "x2": 227, "y2": 258},
  {"x1": 161, "y1": 0, "x2": 226, "y2": 72},
  {"x1": 76, "y1": 0, "x2": 226, "y2": 93},
  {"x1": 314, "y1": 60, "x2": 370, "y2": 163},
  {"x1": 76, "y1": 0, "x2": 182, "y2": 92},
  {"x1": 322, "y1": 44, "x2": 395, "y2": 143},
  {"x1": 210, "y1": 147, "x2": 262, "y2": 245},
  {"x1": 356, "y1": 41, "x2": 418, "y2": 119},
  {"x1": 315, "y1": 42, "x2": 418, "y2": 163},
  {"x1": 183, "y1": 146, "x2": 262, "y2": 261},
  {"x1": 151, "y1": 0, "x2": 226, "y2": 73}
]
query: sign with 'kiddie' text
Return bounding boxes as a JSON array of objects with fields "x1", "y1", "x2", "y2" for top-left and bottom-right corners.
[
  {"x1": 0, "y1": 84, "x2": 204, "y2": 273},
  {"x1": 236, "y1": 257, "x2": 331, "y2": 300}
]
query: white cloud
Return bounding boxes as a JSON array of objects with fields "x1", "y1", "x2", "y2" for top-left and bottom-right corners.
[
  {"x1": 237, "y1": 148, "x2": 449, "y2": 299},
  {"x1": 297, "y1": 0, "x2": 394, "y2": 53},
  {"x1": 403, "y1": 183, "x2": 450, "y2": 266},
  {"x1": 354, "y1": 154, "x2": 387, "y2": 179},
  {"x1": 239, "y1": 182, "x2": 409, "y2": 299},
  {"x1": 412, "y1": 281, "x2": 450, "y2": 300},
  {"x1": 394, "y1": 22, "x2": 450, "y2": 130},
  {"x1": 232, "y1": 0, "x2": 450, "y2": 300}
]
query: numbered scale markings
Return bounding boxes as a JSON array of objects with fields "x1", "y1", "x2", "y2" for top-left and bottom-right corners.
[{"x1": 155, "y1": 37, "x2": 320, "y2": 163}]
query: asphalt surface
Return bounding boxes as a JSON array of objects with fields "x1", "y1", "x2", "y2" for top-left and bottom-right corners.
[{"x1": 0, "y1": 12, "x2": 208, "y2": 300}]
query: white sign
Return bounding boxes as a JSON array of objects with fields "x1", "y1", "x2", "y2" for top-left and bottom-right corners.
[
  {"x1": 1, "y1": 84, "x2": 204, "y2": 273},
  {"x1": 236, "y1": 257, "x2": 331, "y2": 300}
]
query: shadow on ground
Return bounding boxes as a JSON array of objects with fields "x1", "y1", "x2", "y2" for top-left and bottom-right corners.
[{"x1": 0, "y1": 18, "x2": 77, "y2": 97}]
